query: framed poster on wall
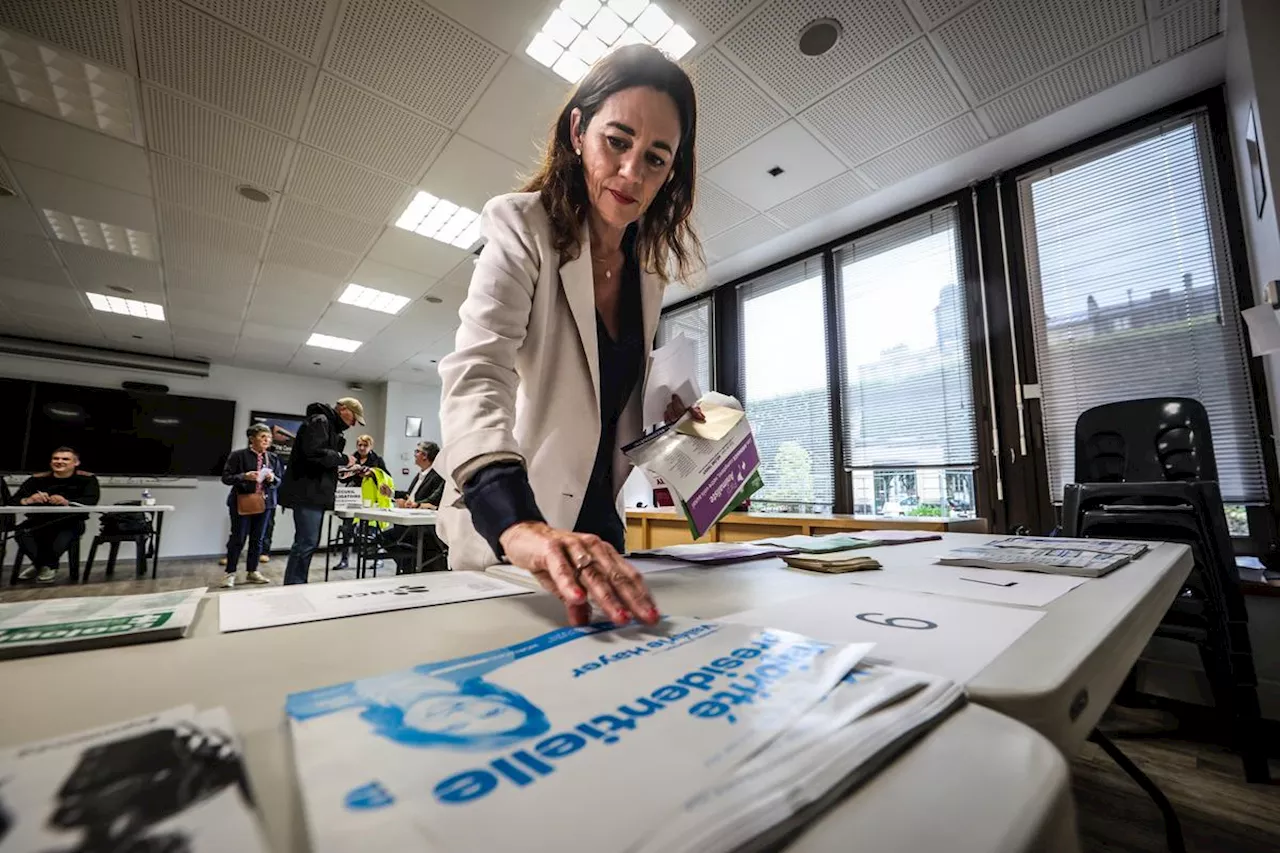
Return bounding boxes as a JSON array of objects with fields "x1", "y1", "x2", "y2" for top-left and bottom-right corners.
[{"x1": 250, "y1": 411, "x2": 306, "y2": 459}]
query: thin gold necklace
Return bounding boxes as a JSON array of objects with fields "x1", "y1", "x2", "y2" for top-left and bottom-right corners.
[{"x1": 591, "y1": 248, "x2": 622, "y2": 279}]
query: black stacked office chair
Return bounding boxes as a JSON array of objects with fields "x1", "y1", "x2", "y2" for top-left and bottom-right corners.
[
  {"x1": 1064, "y1": 398, "x2": 1269, "y2": 788},
  {"x1": 82, "y1": 501, "x2": 155, "y2": 583}
]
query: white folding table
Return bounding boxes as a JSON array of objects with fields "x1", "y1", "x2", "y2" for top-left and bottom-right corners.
[{"x1": 0, "y1": 504, "x2": 176, "y2": 584}]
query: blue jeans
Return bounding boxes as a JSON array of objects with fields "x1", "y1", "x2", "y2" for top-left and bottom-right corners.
[
  {"x1": 225, "y1": 508, "x2": 268, "y2": 574},
  {"x1": 284, "y1": 506, "x2": 325, "y2": 585}
]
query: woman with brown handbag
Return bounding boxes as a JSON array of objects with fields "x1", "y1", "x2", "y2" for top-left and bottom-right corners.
[{"x1": 220, "y1": 423, "x2": 284, "y2": 588}]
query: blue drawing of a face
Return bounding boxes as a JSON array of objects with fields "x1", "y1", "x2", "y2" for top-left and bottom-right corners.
[{"x1": 356, "y1": 673, "x2": 550, "y2": 751}]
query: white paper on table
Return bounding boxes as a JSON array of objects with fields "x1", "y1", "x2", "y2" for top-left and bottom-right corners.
[
  {"x1": 218, "y1": 573, "x2": 530, "y2": 633},
  {"x1": 1243, "y1": 304, "x2": 1280, "y2": 355},
  {"x1": 0, "y1": 588, "x2": 205, "y2": 656},
  {"x1": 644, "y1": 334, "x2": 703, "y2": 427},
  {"x1": 845, "y1": 562, "x2": 1088, "y2": 607},
  {"x1": 720, "y1": 585, "x2": 1044, "y2": 684}
]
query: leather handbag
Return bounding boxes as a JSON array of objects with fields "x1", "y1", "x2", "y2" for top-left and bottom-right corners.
[{"x1": 236, "y1": 492, "x2": 266, "y2": 516}]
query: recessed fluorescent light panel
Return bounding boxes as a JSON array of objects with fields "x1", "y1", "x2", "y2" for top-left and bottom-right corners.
[
  {"x1": 0, "y1": 28, "x2": 138, "y2": 142},
  {"x1": 86, "y1": 292, "x2": 165, "y2": 321},
  {"x1": 44, "y1": 209, "x2": 157, "y2": 259},
  {"x1": 394, "y1": 191, "x2": 483, "y2": 249},
  {"x1": 338, "y1": 283, "x2": 411, "y2": 315},
  {"x1": 527, "y1": 1, "x2": 695, "y2": 83},
  {"x1": 306, "y1": 333, "x2": 362, "y2": 353}
]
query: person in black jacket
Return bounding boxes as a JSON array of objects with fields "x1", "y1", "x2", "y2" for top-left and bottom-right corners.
[
  {"x1": 220, "y1": 423, "x2": 284, "y2": 588},
  {"x1": 278, "y1": 397, "x2": 364, "y2": 585},
  {"x1": 334, "y1": 434, "x2": 389, "y2": 571},
  {"x1": 395, "y1": 441, "x2": 445, "y2": 509},
  {"x1": 14, "y1": 446, "x2": 100, "y2": 584}
]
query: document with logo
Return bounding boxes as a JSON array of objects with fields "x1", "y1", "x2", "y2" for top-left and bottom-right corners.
[
  {"x1": 286, "y1": 618, "x2": 873, "y2": 853},
  {"x1": 0, "y1": 706, "x2": 268, "y2": 853},
  {"x1": 624, "y1": 393, "x2": 763, "y2": 539},
  {"x1": 0, "y1": 588, "x2": 205, "y2": 660},
  {"x1": 217, "y1": 573, "x2": 530, "y2": 633}
]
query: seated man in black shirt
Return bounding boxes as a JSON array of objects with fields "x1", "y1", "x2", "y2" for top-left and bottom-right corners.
[{"x1": 14, "y1": 446, "x2": 101, "y2": 583}]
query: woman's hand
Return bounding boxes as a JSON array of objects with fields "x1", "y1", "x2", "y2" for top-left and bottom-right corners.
[
  {"x1": 499, "y1": 522, "x2": 659, "y2": 628},
  {"x1": 663, "y1": 394, "x2": 705, "y2": 425}
]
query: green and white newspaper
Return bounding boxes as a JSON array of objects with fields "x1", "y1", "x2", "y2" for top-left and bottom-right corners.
[{"x1": 0, "y1": 587, "x2": 205, "y2": 659}]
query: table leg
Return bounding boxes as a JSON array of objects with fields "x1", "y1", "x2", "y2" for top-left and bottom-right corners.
[
  {"x1": 151, "y1": 510, "x2": 164, "y2": 579},
  {"x1": 415, "y1": 528, "x2": 423, "y2": 574},
  {"x1": 324, "y1": 514, "x2": 333, "y2": 582}
]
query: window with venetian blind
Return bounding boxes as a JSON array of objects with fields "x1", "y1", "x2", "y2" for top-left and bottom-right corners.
[
  {"x1": 656, "y1": 297, "x2": 714, "y2": 395},
  {"x1": 833, "y1": 205, "x2": 979, "y2": 517},
  {"x1": 737, "y1": 256, "x2": 833, "y2": 511},
  {"x1": 1018, "y1": 110, "x2": 1267, "y2": 505}
]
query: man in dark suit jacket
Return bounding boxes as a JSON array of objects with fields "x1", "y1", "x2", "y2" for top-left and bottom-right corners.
[{"x1": 395, "y1": 441, "x2": 444, "y2": 509}]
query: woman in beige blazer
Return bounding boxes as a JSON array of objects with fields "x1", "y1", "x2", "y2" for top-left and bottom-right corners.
[{"x1": 437, "y1": 45, "x2": 701, "y2": 627}]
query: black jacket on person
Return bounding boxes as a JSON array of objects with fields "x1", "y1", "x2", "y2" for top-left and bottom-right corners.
[
  {"x1": 222, "y1": 448, "x2": 285, "y2": 510},
  {"x1": 396, "y1": 467, "x2": 444, "y2": 507},
  {"x1": 13, "y1": 470, "x2": 101, "y2": 530},
  {"x1": 340, "y1": 450, "x2": 388, "y2": 485},
  {"x1": 278, "y1": 403, "x2": 349, "y2": 510}
]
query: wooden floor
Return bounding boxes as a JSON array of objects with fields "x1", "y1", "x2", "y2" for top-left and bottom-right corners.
[{"x1": 3, "y1": 558, "x2": 1279, "y2": 851}]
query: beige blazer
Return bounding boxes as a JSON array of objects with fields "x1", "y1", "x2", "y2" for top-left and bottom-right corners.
[{"x1": 437, "y1": 192, "x2": 665, "y2": 571}]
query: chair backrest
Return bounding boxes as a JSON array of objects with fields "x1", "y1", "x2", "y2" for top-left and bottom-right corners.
[
  {"x1": 1074, "y1": 397, "x2": 1218, "y2": 485},
  {"x1": 100, "y1": 501, "x2": 152, "y2": 536},
  {"x1": 0, "y1": 476, "x2": 13, "y2": 533}
]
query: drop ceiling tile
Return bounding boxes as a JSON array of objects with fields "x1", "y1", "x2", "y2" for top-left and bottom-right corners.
[
  {"x1": 721, "y1": 0, "x2": 919, "y2": 110},
  {"x1": 412, "y1": 0, "x2": 547, "y2": 52},
  {"x1": 391, "y1": 291, "x2": 463, "y2": 350},
  {"x1": 902, "y1": 0, "x2": 981, "y2": 27},
  {"x1": 151, "y1": 154, "x2": 274, "y2": 227},
  {"x1": 0, "y1": 257, "x2": 73, "y2": 286},
  {"x1": 366, "y1": 227, "x2": 469, "y2": 278},
  {"x1": 688, "y1": 48, "x2": 786, "y2": 166},
  {"x1": 166, "y1": 266, "x2": 254, "y2": 296},
  {"x1": 242, "y1": 320, "x2": 314, "y2": 343},
  {"x1": 419, "y1": 135, "x2": 525, "y2": 213},
  {"x1": 326, "y1": 0, "x2": 504, "y2": 126},
  {"x1": 136, "y1": 0, "x2": 312, "y2": 133},
  {"x1": 1151, "y1": 0, "x2": 1222, "y2": 62},
  {"x1": 692, "y1": 180, "x2": 755, "y2": 238},
  {"x1": 858, "y1": 112, "x2": 987, "y2": 187},
  {"x1": 934, "y1": 0, "x2": 1145, "y2": 102},
  {"x1": 0, "y1": 104, "x2": 151, "y2": 194},
  {"x1": 263, "y1": 233, "x2": 360, "y2": 279},
  {"x1": 800, "y1": 39, "x2": 967, "y2": 166},
  {"x1": 0, "y1": 0, "x2": 132, "y2": 71},
  {"x1": 286, "y1": 146, "x2": 412, "y2": 223},
  {"x1": 173, "y1": 333, "x2": 236, "y2": 360},
  {"x1": 0, "y1": 274, "x2": 73, "y2": 304},
  {"x1": 58, "y1": 243, "x2": 164, "y2": 293},
  {"x1": 159, "y1": 202, "x2": 263, "y2": 258},
  {"x1": 168, "y1": 305, "x2": 243, "y2": 332},
  {"x1": 0, "y1": 197, "x2": 46, "y2": 235},
  {"x1": 0, "y1": 228, "x2": 59, "y2": 266},
  {"x1": 458, "y1": 57, "x2": 568, "y2": 167},
  {"x1": 977, "y1": 29, "x2": 1149, "y2": 136},
  {"x1": 167, "y1": 286, "x2": 250, "y2": 318},
  {"x1": 235, "y1": 333, "x2": 306, "y2": 356},
  {"x1": 144, "y1": 86, "x2": 291, "y2": 188},
  {"x1": 766, "y1": 171, "x2": 873, "y2": 229},
  {"x1": 1147, "y1": 0, "x2": 1185, "y2": 13},
  {"x1": 243, "y1": 295, "x2": 326, "y2": 330},
  {"x1": 274, "y1": 197, "x2": 382, "y2": 255},
  {"x1": 702, "y1": 215, "x2": 784, "y2": 263},
  {"x1": 13, "y1": 162, "x2": 156, "y2": 232},
  {"x1": 313, "y1": 302, "x2": 399, "y2": 339},
  {"x1": 673, "y1": 0, "x2": 760, "y2": 37},
  {"x1": 703, "y1": 121, "x2": 845, "y2": 210},
  {"x1": 349, "y1": 258, "x2": 438, "y2": 300},
  {"x1": 301, "y1": 74, "x2": 449, "y2": 182},
  {"x1": 181, "y1": 0, "x2": 336, "y2": 60},
  {"x1": 254, "y1": 261, "x2": 343, "y2": 305}
]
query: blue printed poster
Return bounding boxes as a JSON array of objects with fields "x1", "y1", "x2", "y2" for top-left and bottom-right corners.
[{"x1": 286, "y1": 618, "x2": 871, "y2": 853}]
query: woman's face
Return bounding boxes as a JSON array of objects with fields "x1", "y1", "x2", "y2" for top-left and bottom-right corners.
[
  {"x1": 357, "y1": 439, "x2": 371, "y2": 455},
  {"x1": 251, "y1": 432, "x2": 272, "y2": 453},
  {"x1": 571, "y1": 86, "x2": 682, "y2": 235},
  {"x1": 402, "y1": 694, "x2": 527, "y2": 737}
]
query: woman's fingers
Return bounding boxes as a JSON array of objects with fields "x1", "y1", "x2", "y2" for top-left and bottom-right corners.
[
  {"x1": 565, "y1": 600, "x2": 592, "y2": 627},
  {"x1": 591, "y1": 545, "x2": 659, "y2": 624},
  {"x1": 541, "y1": 541, "x2": 587, "y2": 607},
  {"x1": 576, "y1": 564, "x2": 629, "y2": 624}
]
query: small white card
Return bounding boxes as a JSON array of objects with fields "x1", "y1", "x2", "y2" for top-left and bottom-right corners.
[
  {"x1": 846, "y1": 562, "x2": 1088, "y2": 607},
  {"x1": 721, "y1": 586, "x2": 1045, "y2": 684}
]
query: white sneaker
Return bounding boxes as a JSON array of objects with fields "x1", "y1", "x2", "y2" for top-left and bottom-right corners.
[
  {"x1": 36, "y1": 568, "x2": 56, "y2": 584},
  {"x1": 17, "y1": 565, "x2": 37, "y2": 581},
  {"x1": 245, "y1": 570, "x2": 270, "y2": 585},
  {"x1": 218, "y1": 557, "x2": 227, "y2": 566},
  {"x1": 258, "y1": 555, "x2": 270, "y2": 564},
  {"x1": 221, "y1": 574, "x2": 236, "y2": 589}
]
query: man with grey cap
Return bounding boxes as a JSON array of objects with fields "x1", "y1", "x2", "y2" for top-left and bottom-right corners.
[
  {"x1": 220, "y1": 422, "x2": 284, "y2": 588},
  {"x1": 279, "y1": 397, "x2": 364, "y2": 584}
]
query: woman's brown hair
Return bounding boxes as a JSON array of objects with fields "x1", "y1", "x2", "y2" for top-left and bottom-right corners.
[{"x1": 522, "y1": 44, "x2": 701, "y2": 283}]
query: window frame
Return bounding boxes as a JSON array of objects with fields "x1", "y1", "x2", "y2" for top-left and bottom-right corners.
[
  {"x1": 995, "y1": 87, "x2": 1279, "y2": 553},
  {"x1": 655, "y1": 295, "x2": 716, "y2": 397}
]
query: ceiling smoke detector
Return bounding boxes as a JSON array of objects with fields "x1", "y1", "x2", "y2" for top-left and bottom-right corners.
[
  {"x1": 424, "y1": 295, "x2": 443, "y2": 304},
  {"x1": 107, "y1": 284, "x2": 134, "y2": 294},
  {"x1": 236, "y1": 184, "x2": 271, "y2": 203},
  {"x1": 799, "y1": 18, "x2": 841, "y2": 57},
  {"x1": 767, "y1": 166, "x2": 785, "y2": 177}
]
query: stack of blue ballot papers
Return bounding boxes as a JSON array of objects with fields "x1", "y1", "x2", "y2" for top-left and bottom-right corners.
[{"x1": 286, "y1": 617, "x2": 964, "y2": 853}]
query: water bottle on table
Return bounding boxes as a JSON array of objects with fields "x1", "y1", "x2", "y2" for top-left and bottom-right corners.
[{"x1": 142, "y1": 488, "x2": 155, "y2": 506}]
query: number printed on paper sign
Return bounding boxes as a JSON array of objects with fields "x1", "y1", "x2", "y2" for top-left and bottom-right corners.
[{"x1": 854, "y1": 612, "x2": 938, "y2": 630}]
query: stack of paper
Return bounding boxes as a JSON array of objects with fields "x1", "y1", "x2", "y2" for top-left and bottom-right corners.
[
  {"x1": 486, "y1": 557, "x2": 691, "y2": 589},
  {"x1": 783, "y1": 552, "x2": 883, "y2": 573},
  {"x1": 0, "y1": 706, "x2": 268, "y2": 853},
  {"x1": 285, "y1": 618, "x2": 961, "y2": 853},
  {"x1": 987, "y1": 535, "x2": 1149, "y2": 558},
  {"x1": 0, "y1": 588, "x2": 205, "y2": 660},
  {"x1": 755, "y1": 534, "x2": 879, "y2": 553},
  {"x1": 848, "y1": 530, "x2": 944, "y2": 545},
  {"x1": 938, "y1": 544, "x2": 1132, "y2": 577},
  {"x1": 630, "y1": 541, "x2": 795, "y2": 564}
]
